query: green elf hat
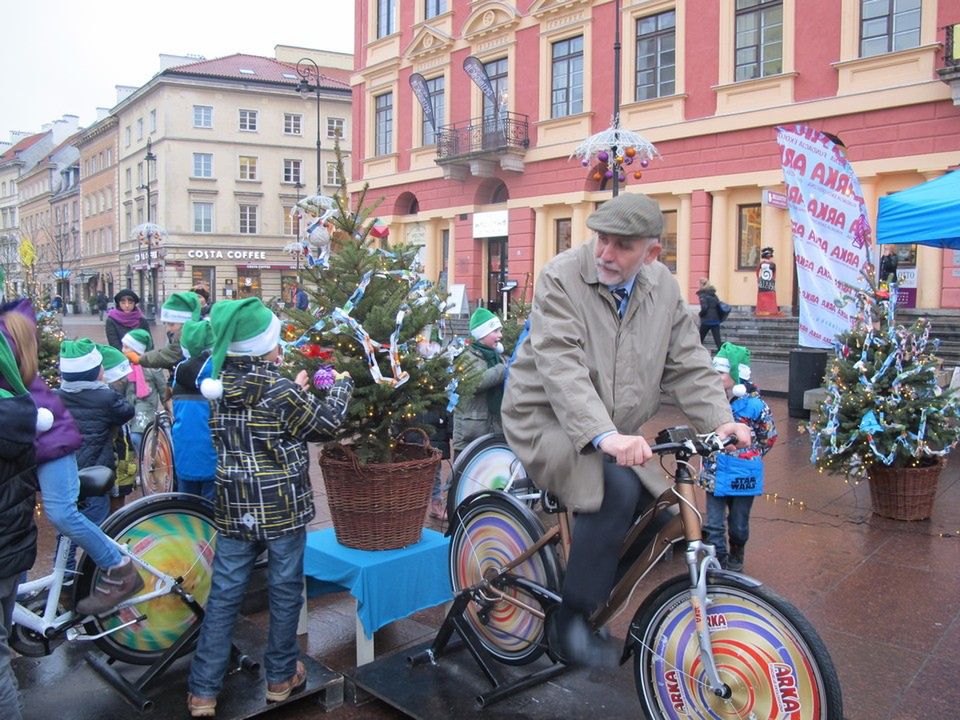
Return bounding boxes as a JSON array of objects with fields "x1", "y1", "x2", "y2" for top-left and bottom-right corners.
[
  {"x1": 99, "y1": 344, "x2": 132, "y2": 383},
  {"x1": 0, "y1": 332, "x2": 51, "y2": 432},
  {"x1": 469, "y1": 307, "x2": 502, "y2": 340},
  {"x1": 121, "y1": 328, "x2": 153, "y2": 354},
  {"x1": 160, "y1": 291, "x2": 202, "y2": 324},
  {"x1": 59, "y1": 338, "x2": 103, "y2": 374},
  {"x1": 181, "y1": 319, "x2": 214, "y2": 359},
  {"x1": 200, "y1": 298, "x2": 281, "y2": 400},
  {"x1": 713, "y1": 342, "x2": 751, "y2": 397}
]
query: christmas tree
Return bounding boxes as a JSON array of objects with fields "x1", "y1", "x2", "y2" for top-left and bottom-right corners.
[
  {"x1": 35, "y1": 305, "x2": 64, "y2": 388},
  {"x1": 280, "y1": 147, "x2": 475, "y2": 464},
  {"x1": 806, "y1": 268, "x2": 960, "y2": 479}
]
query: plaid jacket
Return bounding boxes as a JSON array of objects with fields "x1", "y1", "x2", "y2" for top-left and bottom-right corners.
[{"x1": 211, "y1": 357, "x2": 353, "y2": 540}]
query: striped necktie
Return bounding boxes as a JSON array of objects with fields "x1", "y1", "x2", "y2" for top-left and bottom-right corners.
[{"x1": 611, "y1": 287, "x2": 628, "y2": 317}]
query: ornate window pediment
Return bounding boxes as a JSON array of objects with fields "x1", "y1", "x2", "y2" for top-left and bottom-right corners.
[
  {"x1": 462, "y1": 2, "x2": 521, "y2": 42},
  {"x1": 406, "y1": 26, "x2": 454, "y2": 61},
  {"x1": 527, "y1": 0, "x2": 590, "y2": 21}
]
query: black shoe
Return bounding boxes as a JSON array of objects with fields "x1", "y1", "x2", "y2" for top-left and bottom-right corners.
[
  {"x1": 727, "y1": 544, "x2": 745, "y2": 572},
  {"x1": 547, "y1": 609, "x2": 618, "y2": 669}
]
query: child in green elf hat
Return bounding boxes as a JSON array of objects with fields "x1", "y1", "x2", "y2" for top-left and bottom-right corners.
[
  {"x1": 171, "y1": 319, "x2": 217, "y2": 501},
  {"x1": 127, "y1": 291, "x2": 202, "y2": 370},
  {"x1": 119, "y1": 328, "x2": 166, "y2": 456},
  {"x1": 452, "y1": 306, "x2": 506, "y2": 453},
  {"x1": 98, "y1": 344, "x2": 142, "y2": 511},
  {"x1": 55, "y1": 338, "x2": 143, "y2": 616},
  {"x1": 698, "y1": 342, "x2": 778, "y2": 572},
  {"x1": 187, "y1": 298, "x2": 354, "y2": 715}
]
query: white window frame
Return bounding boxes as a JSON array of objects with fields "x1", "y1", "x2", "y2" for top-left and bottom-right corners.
[
  {"x1": 325, "y1": 161, "x2": 341, "y2": 187},
  {"x1": 194, "y1": 105, "x2": 213, "y2": 128},
  {"x1": 193, "y1": 153, "x2": 213, "y2": 178},
  {"x1": 284, "y1": 113, "x2": 303, "y2": 135},
  {"x1": 193, "y1": 202, "x2": 213, "y2": 233},
  {"x1": 239, "y1": 204, "x2": 258, "y2": 234},
  {"x1": 239, "y1": 155, "x2": 258, "y2": 181},
  {"x1": 327, "y1": 117, "x2": 345, "y2": 139},
  {"x1": 238, "y1": 109, "x2": 258, "y2": 132},
  {"x1": 283, "y1": 159, "x2": 302, "y2": 184}
]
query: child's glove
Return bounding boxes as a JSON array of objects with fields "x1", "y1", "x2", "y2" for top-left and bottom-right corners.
[
  {"x1": 333, "y1": 370, "x2": 351, "y2": 381},
  {"x1": 124, "y1": 350, "x2": 141, "y2": 365}
]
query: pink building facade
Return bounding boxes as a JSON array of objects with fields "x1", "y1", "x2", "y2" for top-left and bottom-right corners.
[{"x1": 351, "y1": 0, "x2": 960, "y2": 311}]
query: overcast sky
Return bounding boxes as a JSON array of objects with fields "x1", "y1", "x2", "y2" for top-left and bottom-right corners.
[{"x1": 1, "y1": 0, "x2": 355, "y2": 138}]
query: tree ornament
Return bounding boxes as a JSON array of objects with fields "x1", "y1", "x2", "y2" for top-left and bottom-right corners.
[
  {"x1": 313, "y1": 365, "x2": 336, "y2": 389},
  {"x1": 597, "y1": 150, "x2": 609, "y2": 163},
  {"x1": 633, "y1": 171, "x2": 642, "y2": 179},
  {"x1": 625, "y1": 146, "x2": 636, "y2": 158}
]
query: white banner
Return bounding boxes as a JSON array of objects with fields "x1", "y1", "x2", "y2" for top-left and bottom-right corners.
[{"x1": 776, "y1": 125, "x2": 872, "y2": 348}]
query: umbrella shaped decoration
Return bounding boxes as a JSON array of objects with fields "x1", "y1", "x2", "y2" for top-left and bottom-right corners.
[
  {"x1": 571, "y1": 117, "x2": 660, "y2": 186},
  {"x1": 130, "y1": 222, "x2": 167, "y2": 244}
]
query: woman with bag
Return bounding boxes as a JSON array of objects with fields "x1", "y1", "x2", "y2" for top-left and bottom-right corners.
[{"x1": 696, "y1": 278, "x2": 725, "y2": 351}]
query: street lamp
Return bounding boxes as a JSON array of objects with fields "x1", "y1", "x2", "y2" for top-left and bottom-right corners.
[
  {"x1": 138, "y1": 138, "x2": 158, "y2": 318},
  {"x1": 294, "y1": 180, "x2": 304, "y2": 282},
  {"x1": 296, "y1": 57, "x2": 322, "y2": 194}
]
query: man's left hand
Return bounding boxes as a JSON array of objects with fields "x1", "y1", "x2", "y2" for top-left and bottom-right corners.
[{"x1": 713, "y1": 421, "x2": 752, "y2": 449}]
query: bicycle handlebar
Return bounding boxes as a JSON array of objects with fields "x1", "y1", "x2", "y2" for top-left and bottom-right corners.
[{"x1": 649, "y1": 426, "x2": 736, "y2": 459}]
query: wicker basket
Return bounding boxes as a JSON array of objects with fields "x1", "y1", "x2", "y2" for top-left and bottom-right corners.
[
  {"x1": 868, "y1": 459, "x2": 942, "y2": 521},
  {"x1": 319, "y1": 432, "x2": 440, "y2": 551}
]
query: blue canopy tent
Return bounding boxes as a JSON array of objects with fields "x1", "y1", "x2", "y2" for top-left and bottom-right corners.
[{"x1": 876, "y1": 170, "x2": 960, "y2": 249}]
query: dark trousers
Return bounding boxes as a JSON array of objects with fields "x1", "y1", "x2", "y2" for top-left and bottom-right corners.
[
  {"x1": 699, "y1": 323, "x2": 722, "y2": 351},
  {"x1": 561, "y1": 460, "x2": 661, "y2": 617}
]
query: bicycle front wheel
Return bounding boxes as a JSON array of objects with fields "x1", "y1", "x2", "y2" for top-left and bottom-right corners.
[
  {"x1": 447, "y1": 434, "x2": 536, "y2": 519},
  {"x1": 632, "y1": 574, "x2": 843, "y2": 719},
  {"x1": 448, "y1": 491, "x2": 561, "y2": 666},
  {"x1": 76, "y1": 493, "x2": 217, "y2": 665},
  {"x1": 139, "y1": 417, "x2": 175, "y2": 496}
]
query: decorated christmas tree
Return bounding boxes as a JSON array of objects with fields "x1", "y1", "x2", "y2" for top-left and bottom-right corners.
[
  {"x1": 806, "y1": 268, "x2": 960, "y2": 479},
  {"x1": 35, "y1": 305, "x2": 64, "y2": 388},
  {"x1": 280, "y1": 149, "x2": 475, "y2": 464}
]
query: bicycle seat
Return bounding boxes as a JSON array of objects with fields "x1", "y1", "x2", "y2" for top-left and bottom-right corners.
[{"x1": 78, "y1": 466, "x2": 116, "y2": 499}]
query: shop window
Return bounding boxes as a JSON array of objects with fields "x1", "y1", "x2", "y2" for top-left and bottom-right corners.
[
  {"x1": 281, "y1": 272, "x2": 300, "y2": 306},
  {"x1": 736, "y1": 204, "x2": 763, "y2": 269},
  {"x1": 192, "y1": 266, "x2": 215, "y2": 298},
  {"x1": 237, "y1": 268, "x2": 261, "y2": 298},
  {"x1": 661, "y1": 210, "x2": 678, "y2": 272},
  {"x1": 556, "y1": 218, "x2": 572, "y2": 254}
]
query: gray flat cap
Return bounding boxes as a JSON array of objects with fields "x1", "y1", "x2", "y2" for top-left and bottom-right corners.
[{"x1": 586, "y1": 193, "x2": 664, "y2": 238}]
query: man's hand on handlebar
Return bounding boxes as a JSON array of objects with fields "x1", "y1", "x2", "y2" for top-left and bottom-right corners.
[
  {"x1": 713, "y1": 421, "x2": 752, "y2": 450},
  {"x1": 598, "y1": 432, "x2": 654, "y2": 467}
]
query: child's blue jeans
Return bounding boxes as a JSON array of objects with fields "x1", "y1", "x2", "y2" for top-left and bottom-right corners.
[
  {"x1": 188, "y1": 528, "x2": 305, "y2": 698},
  {"x1": 703, "y1": 492, "x2": 755, "y2": 565}
]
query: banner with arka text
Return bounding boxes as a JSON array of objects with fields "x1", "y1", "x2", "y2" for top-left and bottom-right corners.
[{"x1": 776, "y1": 125, "x2": 872, "y2": 348}]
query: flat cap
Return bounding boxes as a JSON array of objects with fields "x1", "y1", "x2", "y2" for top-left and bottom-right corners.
[{"x1": 586, "y1": 193, "x2": 663, "y2": 238}]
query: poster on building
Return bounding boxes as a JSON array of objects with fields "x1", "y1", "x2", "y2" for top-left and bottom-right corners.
[{"x1": 776, "y1": 125, "x2": 873, "y2": 348}]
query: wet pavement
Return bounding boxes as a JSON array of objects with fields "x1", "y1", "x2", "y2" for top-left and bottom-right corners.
[{"x1": 15, "y1": 314, "x2": 960, "y2": 718}]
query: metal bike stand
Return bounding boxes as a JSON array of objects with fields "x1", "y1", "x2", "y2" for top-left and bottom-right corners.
[
  {"x1": 408, "y1": 589, "x2": 567, "y2": 708},
  {"x1": 83, "y1": 599, "x2": 260, "y2": 712}
]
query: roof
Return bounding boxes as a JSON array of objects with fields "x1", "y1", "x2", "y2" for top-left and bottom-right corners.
[
  {"x1": 0, "y1": 131, "x2": 49, "y2": 162},
  {"x1": 162, "y1": 53, "x2": 350, "y2": 92}
]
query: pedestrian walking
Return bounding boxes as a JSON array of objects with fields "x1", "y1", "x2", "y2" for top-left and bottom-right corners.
[{"x1": 697, "y1": 278, "x2": 725, "y2": 351}]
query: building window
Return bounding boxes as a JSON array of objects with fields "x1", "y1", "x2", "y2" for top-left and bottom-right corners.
[
  {"x1": 137, "y1": 118, "x2": 144, "y2": 140},
  {"x1": 660, "y1": 211, "x2": 678, "y2": 272},
  {"x1": 137, "y1": 162, "x2": 143, "y2": 186},
  {"x1": 192, "y1": 266, "x2": 215, "y2": 298},
  {"x1": 125, "y1": 168, "x2": 131, "y2": 190},
  {"x1": 551, "y1": 35, "x2": 584, "y2": 118},
  {"x1": 194, "y1": 105, "x2": 213, "y2": 128},
  {"x1": 556, "y1": 219, "x2": 572, "y2": 255},
  {"x1": 860, "y1": 0, "x2": 921, "y2": 57},
  {"x1": 284, "y1": 113, "x2": 302, "y2": 135},
  {"x1": 125, "y1": 209, "x2": 132, "y2": 238},
  {"x1": 283, "y1": 159, "x2": 302, "y2": 184},
  {"x1": 375, "y1": 92, "x2": 393, "y2": 156},
  {"x1": 239, "y1": 156, "x2": 258, "y2": 181},
  {"x1": 149, "y1": 109, "x2": 157, "y2": 133},
  {"x1": 326, "y1": 161, "x2": 341, "y2": 187},
  {"x1": 736, "y1": 204, "x2": 763, "y2": 269},
  {"x1": 125, "y1": 126, "x2": 131, "y2": 147},
  {"x1": 283, "y1": 205, "x2": 298, "y2": 236},
  {"x1": 193, "y1": 153, "x2": 213, "y2": 178},
  {"x1": 482, "y1": 58, "x2": 509, "y2": 122},
  {"x1": 193, "y1": 202, "x2": 213, "y2": 233},
  {"x1": 421, "y1": 76, "x2": 445, "y2": 146},
  {"x1": 735, "y1": 0, "x2": 783, "y2": 81},
  {"x1": 425, "y1": 0, "x2": 446, "y2": 19},
  {"x1": 239, "y1": 204, "x2": 258, "y2": 234},
  {"x1": 106, "y1": 149, "x2": 112, "y2": 165},
  {"x1": 636, "y1": 10, "x2": 676, "y2": 101},
  {"x1": 377, "y1": 0, "x2": 396, "y2": 38},
  {"x1": 238, "y1": 268, "x2": 261, "y2": 298},
  {"x1": 238, "y1": 109, "x2": 258, "y2": 132},
  {"x1": 327, "y1": 117, "x2": 344, "y2": 138}
]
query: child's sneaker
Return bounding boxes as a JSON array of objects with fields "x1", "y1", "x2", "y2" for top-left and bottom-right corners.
[
  {"x1": 76, "y1": 557, "x2": 145, "y2": 616},
  {"x1": 727, "y1": 544, "x2": 745, "y2": 572}
]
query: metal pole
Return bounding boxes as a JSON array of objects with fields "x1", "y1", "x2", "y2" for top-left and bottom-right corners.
[
  {"x1": 296, "y1": 58, "x2": 322, "y2": 195},
  {"x1": 315, "y1": 87, "x2": 322, "y2": 195},
  {"x1": 612, "y1": 0, "x2": 622, "y2": 198},
  {"x1": 144, "y1": 138, "x2": 157, "y2": 319}
]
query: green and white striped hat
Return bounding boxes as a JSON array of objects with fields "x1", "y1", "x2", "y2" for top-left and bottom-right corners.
[
  {"x1": 200, "y1": 298, "x2": 281, "y2": 400},
  {"x1": 99, "y1": 344, "x2": 132, "y2": 383},
  {"x1": 59, "y1": 338, "x2": 102, "y2": 374},
  {"x1": 121, "y1": 328, "x2": 153, "y2": 354},
  {"x1": 160, "y1": 291, "x2": 202, "y2": 324},
  {"x1": 180, "y1": 319, "x2": 214, "y2": 359}
]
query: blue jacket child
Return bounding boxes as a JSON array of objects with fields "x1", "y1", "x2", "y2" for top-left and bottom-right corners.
[
  {"x1": 698, "y1": 343, "x2": 777, "y2": 572},
  {"x1": 171, "y1": 320, "x2": 217, "y2": 502}
]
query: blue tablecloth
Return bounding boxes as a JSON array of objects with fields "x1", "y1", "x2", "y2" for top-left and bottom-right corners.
[{"x1": 304, "y1": 528, "x2": 452, "y2": 639}]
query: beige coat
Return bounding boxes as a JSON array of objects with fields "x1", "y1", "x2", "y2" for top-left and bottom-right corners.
[{"x1": 502, "y1": 241, "x2": 733, "y2": 512}]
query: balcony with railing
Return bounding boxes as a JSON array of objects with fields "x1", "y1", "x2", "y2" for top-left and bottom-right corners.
[
  {"x1": 939, "y1": 23, "x2": 960, "y2": 106},
  {"x1": 435, "y1": 112, "x2": 530, "y2": 180}
]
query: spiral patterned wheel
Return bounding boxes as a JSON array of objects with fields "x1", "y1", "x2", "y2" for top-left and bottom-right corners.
[
  {"x1": 447, "y1": 434, "x2": 535, "y2": 520},
  {"x1": 633, "y1": 575, "x2": 843, "y2": 719},
  {"x1": 77, "y1": 493, "x2": 216, "y2": 665},
  {"x1": 448, "y1": 492, "x2": 561, "y2": 666}
]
